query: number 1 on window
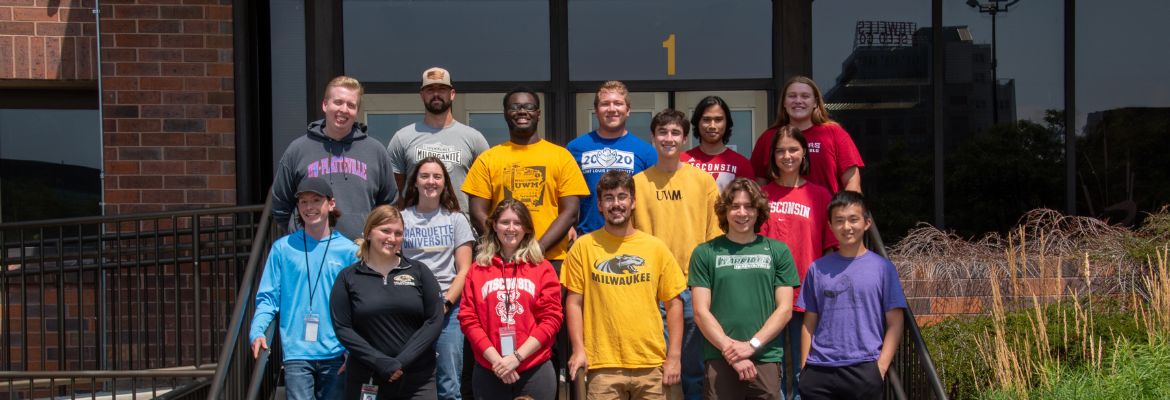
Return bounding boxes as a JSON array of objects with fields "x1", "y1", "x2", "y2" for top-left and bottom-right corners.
[{"x1": 662, "y1": 33, "x2": 676, "y2": 76}]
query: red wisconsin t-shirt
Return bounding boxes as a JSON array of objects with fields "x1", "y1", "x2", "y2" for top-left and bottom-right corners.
[
  {"x1": 750, "y1": 123, "x2": 864, "y2": 193},
  {"x1": 683, "y1": 147, "x2": 755, "y2": 191},
  {"x1": 758, "y1": 181, "x2": 837, "y2": 311}
]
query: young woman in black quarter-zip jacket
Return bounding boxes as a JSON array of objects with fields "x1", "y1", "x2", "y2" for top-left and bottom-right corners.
[{"x1": 331, "y1": 205, "x2": 444, "y2": 399}]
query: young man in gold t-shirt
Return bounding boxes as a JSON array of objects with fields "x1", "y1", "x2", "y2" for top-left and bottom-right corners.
[{"x1": 562, "y1": 170, "x2": 686, "y2": 400}]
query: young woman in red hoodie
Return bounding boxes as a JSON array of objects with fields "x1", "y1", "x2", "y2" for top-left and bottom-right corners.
[{"x1": 458, "y1": 199, "x2": 563, "y2": 399}]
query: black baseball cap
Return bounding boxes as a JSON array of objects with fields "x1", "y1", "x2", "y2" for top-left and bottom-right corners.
[{"x1": 295, "y1": 177, "x2": 334, "y2": 198}]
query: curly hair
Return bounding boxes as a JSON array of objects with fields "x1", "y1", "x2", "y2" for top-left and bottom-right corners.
[{"x1": 715, "y1": 178, "x2": 771, "y2": 233}]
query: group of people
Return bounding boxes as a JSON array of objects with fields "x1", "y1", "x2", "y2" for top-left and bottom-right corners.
[{"x1": 249, "y1": 67, "x2": 908, "y2": 400}]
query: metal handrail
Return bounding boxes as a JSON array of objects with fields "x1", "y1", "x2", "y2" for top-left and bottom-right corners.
[
  {"x1": 1, "y1": 251, "x2": 253, "y2": 277},
  {"x1": 0, "y1": 205, "x2": 266, "y2": 230},
  {"x1": 0, "y1": 369, "x2": 216, "y2": 379},
  {"x1": 206, "y1": 195, "x2": 275, "y2": 399},
  {"x1": 867, "y1": 221, "x2": 949, "y2": 400},
  {"x1": 244, "y1": 323, "x2": 279, "y2": 400}
]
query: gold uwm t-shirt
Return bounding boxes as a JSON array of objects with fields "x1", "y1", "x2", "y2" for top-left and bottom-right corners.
[
  {"x1": 561, "y1": 228, "x2": 687, "y2": 370},
  {"x1": 461, "y1": 139, "x2": 589, "y2": 260},
  {"x1": 632, "y1": 163, "x2": 722, "y2": 279}
]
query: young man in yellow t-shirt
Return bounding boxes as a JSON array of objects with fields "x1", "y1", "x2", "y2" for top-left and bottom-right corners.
[
  {"x1": 632, "y1": 109, "x2": 721, "y2": 400},
  {"x1": 562, "y1": 170, "x2": 686, "y2": 400},
  {"x1": 462, "y1": 88, "x2": 590, "y2": 264}
]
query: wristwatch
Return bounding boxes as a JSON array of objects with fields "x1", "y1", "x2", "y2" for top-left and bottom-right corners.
[{"x1": 749, "y1": 337, "x2": 762, "y2": 350}]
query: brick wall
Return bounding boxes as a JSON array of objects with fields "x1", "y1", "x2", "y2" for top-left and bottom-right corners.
[
  {"x1": 899, "y1": 259, "x2": 1128, "y2": 326},
  {"x1": 0, "y1": 0, "x2": 96, "y2": 80},
  {"x1": 99, "y1": 0, "x2": 235, "y2": 214}
]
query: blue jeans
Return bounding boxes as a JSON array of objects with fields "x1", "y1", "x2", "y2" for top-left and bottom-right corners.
[
  {"x1": 435, "y1": 303, "x2": 465, "y2": 400},
  {"x1": 283, "y1": 356, "x2": 345, "y2": 400},
  {"x1": 782, "y1": 311, "x2": 805, "y2": 400},
  {"x1": 661, "y1": 288, "x2": 704, "y2": 400}
]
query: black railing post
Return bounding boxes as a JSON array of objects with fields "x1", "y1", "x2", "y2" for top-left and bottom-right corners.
[{"x1": 194, "y1": 213, "x2": 203, "y2": 367}]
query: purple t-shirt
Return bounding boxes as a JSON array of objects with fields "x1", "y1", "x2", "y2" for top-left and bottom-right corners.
[{"x1": 797, "y1": 250, "x2": 907, "y2": 367}]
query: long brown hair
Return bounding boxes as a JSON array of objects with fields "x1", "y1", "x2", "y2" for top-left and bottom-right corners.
[
  {"x1": 768, "y1": 76, "x2": 835, "y2": 130},
  {"x1": 767, "y1": 125, "x2": 811, "y2": 180},
  {"x1": 397, "y1": 157, "x2": 460, "y2": 212},
  {"x1": 474, "y1": 199, "x2": 543, "y2": 265}
]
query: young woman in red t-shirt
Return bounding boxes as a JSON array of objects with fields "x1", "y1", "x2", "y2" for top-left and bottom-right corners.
[
  {"x1": 458, "y1": 199, "x2": 563, "y2": 400},
  {"x1": 758, "y1": 125, "x2": 838, "y2": 399},
  {"x1": 750, "y1": 76, "x2": 864, "y2": 194}
]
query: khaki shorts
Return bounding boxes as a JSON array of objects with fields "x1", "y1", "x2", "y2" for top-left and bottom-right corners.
[{"x1": 587, "y1": 367, "x2": 683, "y2": 400}]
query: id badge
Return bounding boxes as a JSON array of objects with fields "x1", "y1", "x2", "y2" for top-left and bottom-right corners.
[
  {"x1": 304, "y1": 313, "x2": 319, "y2": 342},
  {"x1": 499, "y1": 326, "x2": 516, "y2": 356},
  {"x1": 360, "y1": 382, "x2": 378, "y2": 400}
]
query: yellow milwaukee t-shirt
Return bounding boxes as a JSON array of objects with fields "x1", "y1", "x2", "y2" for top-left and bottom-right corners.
[
  {"x1": 632, "y1": 163, "x2": 722, "y2": 278},
  {"x1": 462, "y1": 139, "x2": 590, "y2": 260},
  {"x1": 560, "y1": 228, "x2": 687, "y2": 369}
]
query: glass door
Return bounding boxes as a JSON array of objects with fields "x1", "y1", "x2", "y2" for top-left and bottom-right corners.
[
  {"x1": 573, "y1": 90, "x2": 768, "y2": 155},
  {"x1": 361, "y1": 92, "x2": 546, "y2": 147}
]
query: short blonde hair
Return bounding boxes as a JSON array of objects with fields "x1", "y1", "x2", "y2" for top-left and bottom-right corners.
[
  {"x1": 594, "y1": 80, "x2": 631, "y2": 109},
  {"x1": 324, "y1": 75, "x2": 364, "y2": 107}
]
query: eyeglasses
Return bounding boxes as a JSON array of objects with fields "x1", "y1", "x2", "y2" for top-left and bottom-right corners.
[{"x1": 506, "y1": 103, "x2": 539, "y2": 112}]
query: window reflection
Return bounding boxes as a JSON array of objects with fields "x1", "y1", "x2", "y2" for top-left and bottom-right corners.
[
  {"x1": 942, "y1": 1, "x2": 1065, "y2": 236},
  {"x1": 343, "y1": 0, "x2": 550, "y2": 82},
  {"x1": 1075, "y1": 1, "x2": 1170, "y2": 226},
  {"x1": 0, "y1": 109, "x2": 101, "y2": 222},
  {"x1": 813, "y1": 1, "x2": 931, "y2": 240},
  {"x1": 569, "y1": 0, "x2": 771, "y2": 80}
]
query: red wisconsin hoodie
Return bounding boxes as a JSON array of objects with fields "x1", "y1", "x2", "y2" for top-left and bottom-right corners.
[{"x1": 458, "y1": 255, "x2": 563, "y2": 372}]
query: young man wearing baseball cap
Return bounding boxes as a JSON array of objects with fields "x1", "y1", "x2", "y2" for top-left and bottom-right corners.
[
  {"x1": 251, "y1": 177, "x2": 360, "y2": 400},
  {"x1": 387, "y1": 67, "x2": 491, "y2": 214}
]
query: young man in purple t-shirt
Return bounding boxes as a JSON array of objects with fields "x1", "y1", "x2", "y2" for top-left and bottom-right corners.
[{"x1": 796, "y1": 191, "x2": 906, "y2": 400}]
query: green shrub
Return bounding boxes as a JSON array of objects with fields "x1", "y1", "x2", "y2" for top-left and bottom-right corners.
[
  {"x1": 922, "y1": 297, "x2": 1147, "y2": 399},
  {"x1": 980, "y1": 336, "x2": 1170, "y2": 399}
]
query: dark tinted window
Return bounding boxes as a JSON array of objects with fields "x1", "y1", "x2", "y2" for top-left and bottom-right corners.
[
  {"x1": 569, "y1": 0, "x2": 771, "y2": 80},
  {"x1": 343, "y1": 0, "x2": 551, "y2": 82},
  {"x1": 0, "y1": 109, "x2": 102, "y2": 222}
]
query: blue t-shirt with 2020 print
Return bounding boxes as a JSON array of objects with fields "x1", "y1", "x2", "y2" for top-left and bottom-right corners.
[{"x1": 566, "y1": 131, "x2": 657, "y2": 234}]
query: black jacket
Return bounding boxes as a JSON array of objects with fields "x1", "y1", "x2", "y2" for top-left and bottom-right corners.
[{"x1": 330, "y1": 256, "x2": 443, "y2": 384}]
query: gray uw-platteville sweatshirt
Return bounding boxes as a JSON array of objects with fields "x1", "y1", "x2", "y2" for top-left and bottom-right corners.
[{"x1": 272, "y1": 119, "x2": 397, "y2": 240}]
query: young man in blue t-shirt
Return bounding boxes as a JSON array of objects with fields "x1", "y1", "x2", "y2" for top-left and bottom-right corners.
[
  {"x1": 797, "y1": 191, "x2": 907, "y2": 400},
  {"x1": 566, "y1": 80, "x2": 657, "y2": 235}
]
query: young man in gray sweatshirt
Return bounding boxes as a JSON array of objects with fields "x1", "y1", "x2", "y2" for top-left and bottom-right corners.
[{"x1": 272, "y1": 75, "x2": 397, "y2": 240}]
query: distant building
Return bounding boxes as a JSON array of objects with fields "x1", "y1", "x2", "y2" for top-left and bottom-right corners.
[{"x1": 823, "y1": 25, "x2": 1016, "y2": 161}]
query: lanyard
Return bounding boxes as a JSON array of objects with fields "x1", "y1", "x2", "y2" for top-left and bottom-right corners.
[{"x1": 302, "y1": 231, "x2": 334, "y2": 313}]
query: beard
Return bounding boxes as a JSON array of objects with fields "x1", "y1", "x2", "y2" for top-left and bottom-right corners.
[
  {"x1": 425, "y1": 97, "x2": 452, "y2": 114},
  {"x1": 604, "y1": 207, "x2": 630, "y2": 226}
]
